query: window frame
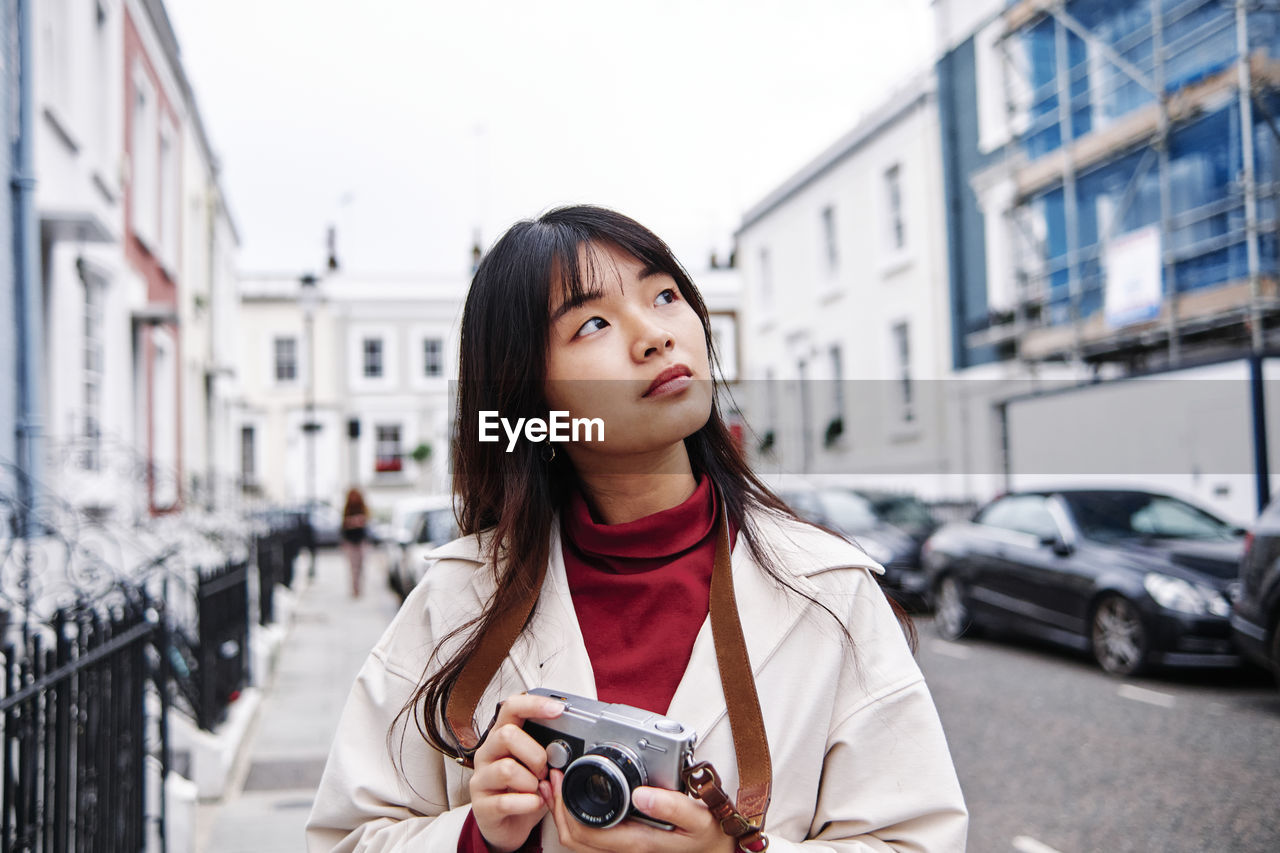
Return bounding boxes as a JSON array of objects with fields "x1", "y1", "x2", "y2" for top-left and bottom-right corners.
[
  {"x1": 362, "y1": 337, "x2": 385, "y2": 379},
  {"x1": 423, "y1": 337, "x2": 443, "y2": 378},
  {"x1": 374, "y1": 423, "x2": 403, "y2": 473},
  {"x1": 274, "y1": 336, "x2": 299, "y2": 383}
]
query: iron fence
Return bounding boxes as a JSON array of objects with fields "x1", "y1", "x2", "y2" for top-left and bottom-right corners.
[
  {"x1": 1, "y1": 597, "x2": 162, "y2": 853},
  {"x1": 0, "y1": 451, "x2": 306, "y2": 851},
  {"x1": 166, "y1": 560, "x2": 251, "y2": 733}
]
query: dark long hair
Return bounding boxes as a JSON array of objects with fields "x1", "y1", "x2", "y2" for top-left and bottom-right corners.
[{"x1": 395, "y1": 204, "x2": 913, "y2": 760}]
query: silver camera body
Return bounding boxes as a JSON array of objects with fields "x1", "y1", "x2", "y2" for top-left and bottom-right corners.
[{"x1": 522, "y1": 688, "x2": 698, "y2": 830}]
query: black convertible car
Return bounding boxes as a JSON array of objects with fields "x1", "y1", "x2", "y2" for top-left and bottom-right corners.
[{"x1": 922, "y1": 488, "x2": 1244, "y2": 676}]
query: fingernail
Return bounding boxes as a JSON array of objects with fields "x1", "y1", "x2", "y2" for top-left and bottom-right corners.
[
  {"x1": 543, "y1": 700, "x2": 564, "y2": 715},
  {"x1": 632, "y1": 789, "x2": 653, "y2": 811}
]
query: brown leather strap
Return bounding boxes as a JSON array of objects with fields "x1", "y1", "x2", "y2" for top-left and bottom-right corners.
[
  {"x1": 683, "y1": 762, "x2": 769, "y2": 851},
  {"x1": 707, "y1": 506, "x2": 771, "y2": 827},
  {"x1": 447, "y1": 503, "x2": 771, "y2": 831},
  {"x1": 444, "y1": 558, "x2": 547, "y2": 764}
]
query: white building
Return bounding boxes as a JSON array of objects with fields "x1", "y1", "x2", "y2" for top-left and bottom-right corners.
[
  {"x1": 34, "y1": 0, "x2": 134, "y2": 518},
  {"x1": 733, "y1": 72, "x2": 960, "y2": 499},
  {"x1": 178, "y1": 94, "x2": 241, "y2": 512},
  {"x1": 235, "y1": 273, "x2": 467, "y2": 518},
  {"x1": 32, "y1": 0, "x2": 242, "y2": 522}
]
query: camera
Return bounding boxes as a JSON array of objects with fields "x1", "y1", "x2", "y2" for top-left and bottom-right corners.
[{"x1": 522, "y1": 688, "x2": 698, "y2": 830}]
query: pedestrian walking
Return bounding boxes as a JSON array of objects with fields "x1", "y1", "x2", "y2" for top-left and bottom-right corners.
[
  {"x1": 306, "y1": 205, "x2": 968, "y2": 852},
  {"x1": 340, "y1": 487, "x2": 368, "y2": 598}
]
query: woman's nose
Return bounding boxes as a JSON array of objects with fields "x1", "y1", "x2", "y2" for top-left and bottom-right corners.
[{"x1": 631, "y1": 318, "x2": 674, "y2": 361}]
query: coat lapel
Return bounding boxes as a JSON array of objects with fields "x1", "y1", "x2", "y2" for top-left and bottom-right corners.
[
  {"x1": 666, "y1": 511, "x2": 883, "y2": 747},
  {"x1": 507, "y1": 518, "x2": 599, "y2": 700}
]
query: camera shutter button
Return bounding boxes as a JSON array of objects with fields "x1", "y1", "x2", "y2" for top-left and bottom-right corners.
[
  {"x1": 546, "y1": 740, "x2": 573, "y2": 769},
  {"x1": 654, "y1": 720, "x2": 684, "y2": 734}
]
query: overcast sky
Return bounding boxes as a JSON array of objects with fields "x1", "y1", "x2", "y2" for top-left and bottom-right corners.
[{"x1": 164, "y1": 0, "x2": 935, "y2": 279}]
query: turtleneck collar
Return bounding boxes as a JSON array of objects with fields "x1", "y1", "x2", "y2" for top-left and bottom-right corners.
[{"x1": 564, "y1": 473, "x2": 718, "y2": 562}]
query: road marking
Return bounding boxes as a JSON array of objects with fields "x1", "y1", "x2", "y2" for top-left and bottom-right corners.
[
  {"x1": 1012, "y1": 835, "x2": 1064, "y2": 853},
  {"x1": 929, "y1": 640, "x2": 972, "y2": 660},
  {"x1": 1117, "y1": 684, "x2": 1176, "y2": 708}
]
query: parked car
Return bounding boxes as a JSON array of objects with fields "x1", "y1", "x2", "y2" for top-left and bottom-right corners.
[
  {"x1": 399, "y1": 501, "x2": 461, "y2": 594},
  {"x1": 854, "y1": 489, "x2": 942, "y2": 543},
  {"x1": 922, "y1": 488, "x2": 1244, "y2": 676},
  {"x1": 381, "y1": 495, "x2": 452, "y2": 597},
  {"x1": 1230, "y1": 498, "x2": 1280, "y2": 685},
  {"x1": 776, "y1": 485, "x2": 931, "y2": 607}
]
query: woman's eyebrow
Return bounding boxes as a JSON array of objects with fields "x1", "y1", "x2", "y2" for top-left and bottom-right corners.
[{"x1": 550, "y1": 290, "x2": 603, "y2": 324}]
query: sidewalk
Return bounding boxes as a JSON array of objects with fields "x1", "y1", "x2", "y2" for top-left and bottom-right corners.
[{"x1": 197, "y1": 547, "x2": 404, "y2": 853}]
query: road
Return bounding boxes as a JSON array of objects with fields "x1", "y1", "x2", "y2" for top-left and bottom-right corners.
[{"x1": 914, "y1": 616, "x2": 1280, "y2": 852}]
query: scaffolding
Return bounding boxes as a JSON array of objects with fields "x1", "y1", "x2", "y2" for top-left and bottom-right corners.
[{"x1": 979, "y1": 0, "x2": 1280, "y2": 368}]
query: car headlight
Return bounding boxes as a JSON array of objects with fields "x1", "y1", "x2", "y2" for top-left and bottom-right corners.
[
  {"x1": 1143, "y1": 573, "x2": 1225, "y2": 616},
  {"x1": 1206, "y1": 590, "x2": 1231, "y2": 618},
  {"x1": 855, "y1": 536, "x2": 894, "y2": 565}
]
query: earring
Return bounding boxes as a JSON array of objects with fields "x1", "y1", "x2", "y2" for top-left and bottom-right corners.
[{"x1": 540, "y1": 443, "x2": 556, "y2": 462}]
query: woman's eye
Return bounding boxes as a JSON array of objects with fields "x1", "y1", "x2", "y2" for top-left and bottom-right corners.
[
  {"x1": 574, "y1": 316, "x2": 608, "y2": 337},
  {"x1": 655, "y1": 288, "x2": 678, "y2": 305}
]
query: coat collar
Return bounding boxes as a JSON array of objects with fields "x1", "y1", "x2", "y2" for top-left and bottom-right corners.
[
  {"x1": 423, "y1": 508, "x2": 883, "y2": 742},
  {"x1": 423, "y1": 509, "x2": 884, "y2": 580}
]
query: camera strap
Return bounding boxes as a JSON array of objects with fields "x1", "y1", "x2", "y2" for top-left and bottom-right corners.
[
  {"x1": 680, "y1": 504, "x2": 771, "y2": 851},
  {"x1": 445, "y1": 505, "x2": 771, "y2": 850}
]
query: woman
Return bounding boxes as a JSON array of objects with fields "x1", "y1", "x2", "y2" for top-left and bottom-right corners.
[
  {"x1": 340, "y1": 487, "x2": 369, "y2": 598},
  {"x1": 307, "y1": 206, "x2": 968, "y2": 852}
]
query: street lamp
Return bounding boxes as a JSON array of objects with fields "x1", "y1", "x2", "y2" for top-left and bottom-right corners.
[{"x1": 299, "y1": 272, "x2": 321, "y2": 579}]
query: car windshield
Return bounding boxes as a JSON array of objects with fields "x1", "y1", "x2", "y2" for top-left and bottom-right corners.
[
  {"x1": 819, "y1": 490, "x2": 879, "y2": 533},
  {"x1": 865, "y1": 494, "x2": 937, "y2": 533},
  {"x1": 1061, "y1": 492, "x2": 1238, "y2": 542}
]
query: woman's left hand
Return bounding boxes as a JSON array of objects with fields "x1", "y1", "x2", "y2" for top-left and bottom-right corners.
[{"x1": 543, "y1": 769, "x2": 736, "y2": 853}]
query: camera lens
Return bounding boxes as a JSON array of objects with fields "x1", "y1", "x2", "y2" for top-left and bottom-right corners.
[{"x1": 561, "y1": 744, "x2": 646, "y2": 828}]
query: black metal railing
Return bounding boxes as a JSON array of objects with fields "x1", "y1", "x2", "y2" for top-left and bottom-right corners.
[
  {"x1": 255, "y1": 533, "x2": 280, "y2": 626},
  {"x1": 1, "y1": 599, "x2": 160, "y2": 853},
  {"x1": 168, "y1": 561, "x2": 251, "y2": 732},
  {"x1": 0, "y1": 451, "x2": 307, "y2": 850}
]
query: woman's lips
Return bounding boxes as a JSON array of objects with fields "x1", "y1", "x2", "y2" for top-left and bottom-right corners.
[{"x1": 644, "y1": 364, "x2": 693, "y2": 397}]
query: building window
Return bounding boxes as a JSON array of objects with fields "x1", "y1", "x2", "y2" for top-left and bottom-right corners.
[
  {"x1": 375, "y1": 424, "x2": 402, "y2": 472},
  {"x1": 821, "y1": 205, "x2": 839, "y2": 271},
  {"x1": 131, "y1": 69, "x2": 159, "y2": 248},
  {"x1": 82, "y1": 275, "x2": 104, "y2": 471},
  {"x1": 893, "y1": 322, "x2": 913, "y2": 422},
  {"x1": 42, "y1": 0, "x2": 71, "y2": 120},
  {"x1": 759, "y1": 247, "x2": 773, "y2": 308},
  {"x1": 423, "y1": 337, "x2": 443, "y2": 377},
  {"x1": 829, "y1": 344, "x2": 844, "y2": 419},
  {"x1": 363, "y1": 337, "x2": 384, "y2": 378},
  {"x1": 159, "y1": 120, "x2": 180, "y2": 272},
  {"x1": 885, "y1": 164, "x2": 906, "y2": 251},
  {"x1": 274, "y1": 336, "x2": 297, "y2": 382},
  {"x1": 240, "y1": 425, "x2": 256, "y2": 487},
  {"x1": 94, "y1": 0, "x2": 111, "y2": 157}
]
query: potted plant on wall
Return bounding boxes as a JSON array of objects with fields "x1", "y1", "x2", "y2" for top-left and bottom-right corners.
[{"x1": 823, "y1": 416, "x2": 844, "y2": 449}]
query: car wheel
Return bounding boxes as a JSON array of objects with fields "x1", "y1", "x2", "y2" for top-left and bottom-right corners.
[
  {"x1": 1091, "y1": 595, "x2": 1148, "y2": 677},
  {"x1": 934, "y1": 575, "x2": 976, "y2": 641}
]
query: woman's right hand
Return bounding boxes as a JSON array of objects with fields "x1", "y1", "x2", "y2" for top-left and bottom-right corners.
[{"x1": 469, "y1": 693, "x2": 565, "y2": 852}]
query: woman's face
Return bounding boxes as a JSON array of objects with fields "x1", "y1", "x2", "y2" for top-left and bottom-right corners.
[{"x1": 543, "y1": 241, "x2": 713, "y2": 461}]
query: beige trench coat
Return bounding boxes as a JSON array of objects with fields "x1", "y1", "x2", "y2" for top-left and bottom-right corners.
[{"x1": 306, "y1": 509, "x2": 969, "y2": 852}]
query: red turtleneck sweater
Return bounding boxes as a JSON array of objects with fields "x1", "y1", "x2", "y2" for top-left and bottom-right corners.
[{"x1": 458, "y1": 475, "x2": 737, "y2": 852}]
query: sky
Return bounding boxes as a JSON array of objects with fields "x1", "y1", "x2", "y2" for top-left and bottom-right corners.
[{"x1": 163, "y1": 0, "x2": 936, "y2": 278}]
